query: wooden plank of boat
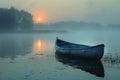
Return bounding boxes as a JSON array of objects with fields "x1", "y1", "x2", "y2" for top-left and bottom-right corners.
[{"x1": 55, "y1": 37, "x2": 104, "y2": 60}]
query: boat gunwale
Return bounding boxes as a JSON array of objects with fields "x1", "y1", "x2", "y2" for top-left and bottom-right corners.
[{"x1": 56, "y1": 37, "x2": 104, "y2": 50}]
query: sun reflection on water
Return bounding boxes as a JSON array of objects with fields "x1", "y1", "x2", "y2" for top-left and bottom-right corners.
[{"x1": 33, "y1": 40, "x2": 45, "y2": 55}]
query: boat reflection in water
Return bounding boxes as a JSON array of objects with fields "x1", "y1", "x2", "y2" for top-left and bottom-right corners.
[
  {"x1": 55, "y1": 53, "x2": 105, "y2": 77},
  {"x1": 33, "y1": 40, "x2": 45, "y2": 55}
]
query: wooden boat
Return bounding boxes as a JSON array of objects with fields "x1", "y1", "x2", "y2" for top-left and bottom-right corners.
[{"x1": 55, "y1": 38, "x2": 104, "y2": 60}]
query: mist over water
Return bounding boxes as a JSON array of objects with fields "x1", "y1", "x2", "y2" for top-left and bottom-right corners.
[
  {"x1": 0, "y1": 0, "x2": 120, "y2": 79},
  {"x1": 0, "y1": 25, "x2": 120, "y2": 80}
]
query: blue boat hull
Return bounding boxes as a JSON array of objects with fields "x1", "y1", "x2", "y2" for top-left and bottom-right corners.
[{"x1": 55, "y1": 38, "x2": 104, "y2": 60}]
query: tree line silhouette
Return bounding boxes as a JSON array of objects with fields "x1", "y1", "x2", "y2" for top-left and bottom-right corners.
[{"x1": 0, "y1": 7, "x2": 33, "y2": 31}]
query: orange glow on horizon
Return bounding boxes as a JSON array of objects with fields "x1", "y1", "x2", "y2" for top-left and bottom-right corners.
[{"x1": 33, "y1": 12, "x2": 47, "y2": 23}]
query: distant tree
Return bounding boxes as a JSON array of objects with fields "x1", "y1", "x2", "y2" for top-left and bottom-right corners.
[
  {"x1": 20, "y1": 10, "x2": 33, "y2": 30},
  {"x1": 0, "y1": 7, "x2": 33, "y2": 31}
]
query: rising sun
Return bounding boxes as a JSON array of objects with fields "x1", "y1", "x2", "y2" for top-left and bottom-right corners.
[
  {"x1": 33, "y1": 13, "x2": 47, "y2": 23},
  {"x1": 37, "y1": 17, "x2": 42, "y2": 22}
]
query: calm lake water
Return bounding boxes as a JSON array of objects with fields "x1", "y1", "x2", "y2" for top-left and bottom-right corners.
[{"x1": 0, "y1": 29, "x2": 120, "y2": 80}]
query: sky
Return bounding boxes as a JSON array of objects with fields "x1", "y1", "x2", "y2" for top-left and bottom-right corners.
[{"x1": 0, "y1": 0, "x2": 120, "y2": 24}]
